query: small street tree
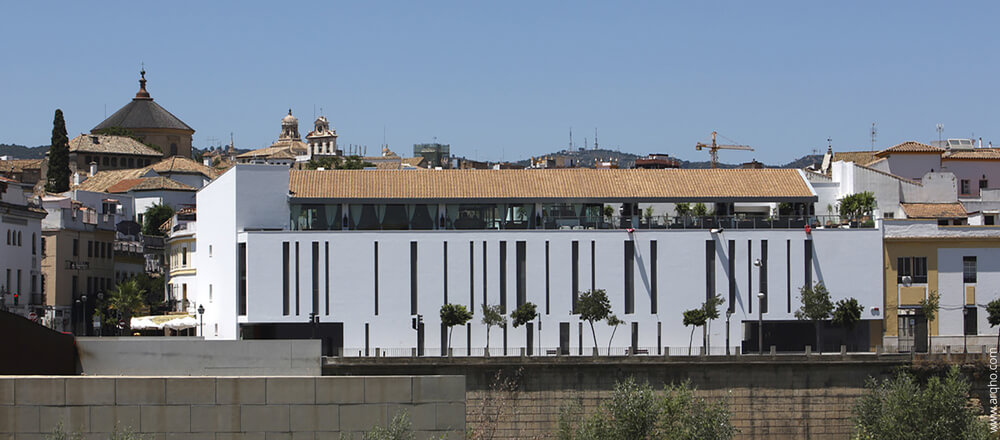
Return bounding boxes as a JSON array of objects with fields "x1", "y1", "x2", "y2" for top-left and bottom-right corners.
[
  {"x1": 440, "y1": 303, "x2": 473, "y2": 354},
  {"x1": 702, "y1": 294, "x2": 724, "y2": 353},
  {"x1": 692, "y1": 202, "x2": 708, "y2": 217},
  {"x1": 481, "y1": 303, "x2": 506, "y2": 356},
  {"x1": 683, "y1": 308, "x2": 707, "y2": 355},
  {"x1": 606, "y1": 315, "x2": 624, "y2": 354},
  {"x1": 832, "y1": 297, "x2": 864, "y2": 351},
  {"x1": 674, "y1": 202, "x2": 691, "y2": 217},
  {"x1": 987, "y1": 298, "x2": 1000, "y2": 349},
  {"x1": 46, "y1": 109, "x2": 71, "y2": 193},
  {"x1": 578, "y1": 289, "x2": 612, "y2": 352},
  {"x1": 919, "y1": 291, "x2": 940, "y2": 353},
  {"x1": 510, "y1": 302, "x2": 538, "y2": 353},
  {"x1": 795, "y1": 282, "x2": 833, "y2": 353}
]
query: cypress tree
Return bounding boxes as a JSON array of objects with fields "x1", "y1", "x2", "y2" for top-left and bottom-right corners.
[{"x1": 46, "y1": 109, "x2": 71, "y2": 193}]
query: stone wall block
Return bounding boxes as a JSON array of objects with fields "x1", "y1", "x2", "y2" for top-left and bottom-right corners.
[
  {"x1": 314, "y1": 377, "x2": 363, "y2": 404},
  {"x1": 38, "y1": 406, "x2": 90, "y2": 433},
  {"x1": 14, "y1": 379, "x2": 64, "y2": 406},
  {"x1": 190, "y1": 405, "x2": 240, "y2": 433},
  {"x1": 239, "y1": 405, "x2": 289, "y2": 432},
  {"x1": 166, "y1": 378, "x2": 216, "y2": 405},
  {"x1": 66, "y1": 378, "x2": 115, "y2": 406},
  {"x1": 289, "y1": 405, "x2": 339, "y2": 432},
  {"x1": 265, "y1": 378, "x2": 315, "y2": 405},
  {"x1": 338, "y1": 404, "x2": 387, "y2": 432},
  {"x1": 140, "y1": 406, "x2": 191, "y2": 433},
  {"x1": 216, "y1": 378, "x2": 265, "y2": 405},
  {"x1": 363, "y1": 377, "x2": 411, "y2": 404},
  {"x1": 116, "y1": 378, "x2": 165, "y2": 405},
  {"x1": 89, "y1": 406, "x2": 141, "y2": 433}
]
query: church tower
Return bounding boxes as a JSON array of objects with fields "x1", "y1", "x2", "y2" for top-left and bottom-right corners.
[
  {"x1": 280, "y1": 109, "x2": 300, "y2": 141},
  {"x1": 306, "y1": 115, "x2": 339, "y2": 158}
]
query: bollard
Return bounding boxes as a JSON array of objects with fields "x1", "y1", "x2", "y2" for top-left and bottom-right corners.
[
  {"x1": 664, "y1": 347, "x2": 670, "y2": 358},
  {"x1": 411, "y1": 347, "x2": 416, "y2": 357},
  {"x1": 770, "y1": 345, "x2": 777, "y2": 357},
  {"x1": 876, "y1": 345, "x2": 882, "y2": 357},
  {"x1": 448, "y1": 347, "x2": 453, "y2": 357},
  {"x1": 840, "y1": 345, "x2": 847, "y2": 356},
  {"x1": 520, "y1": 347, "x2": 525, "y2": 357},
  {"x1": 375, "y1": 347, "x2": 381, "y2": 357},
  {"x1": 805, "y1": 345, "x2": 812, "y2": 356},
  {"x1": 699, "y1": 346, "x2": 706, "y2": 357}
]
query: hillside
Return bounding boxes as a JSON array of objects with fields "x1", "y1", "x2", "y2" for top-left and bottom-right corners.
[
  {"x1": 512, "y1": 147, "x2": 821, "y2": 169},
  {"x1": 0, "y1": 144, "x2": 48, "y2": 159}
]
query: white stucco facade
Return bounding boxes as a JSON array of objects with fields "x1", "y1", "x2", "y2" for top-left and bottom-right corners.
[{"x1": 194, "y1": 165, "x2": 885, "y2": 355}]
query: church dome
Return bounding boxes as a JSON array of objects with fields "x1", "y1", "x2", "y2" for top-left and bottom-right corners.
[{"x1": 282, "y1": 109, "x2": 298, "y2": 125}]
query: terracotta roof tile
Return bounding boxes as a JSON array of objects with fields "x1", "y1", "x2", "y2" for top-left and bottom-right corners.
[
  {"x1": 69, "y1": 134, "x2": 163, "y2": 157},
  {"x1": 901, "y1": 202, "x2": 967, "y2": 219},
  {"x1": 874, "y1": 141, "x2": 944, "y2": 157},
  {"x1": 832, "y1": 151, "x2": 879, "y2": 166},
  {"x1": 150, "y1": 156, "x2": 219, "y2": 179},
  {"x1": 288, "y1": 168, "x2": 815, "y2": 201},
  {"x1": 0, "y1": 159, "x2": 43, "y2": 173},
  {"x1": 73, "y1": 168, "x2": 154, "y2": 192},
  {"x1": 110, "y1": 176, "x2": 195, "y2": 193}
]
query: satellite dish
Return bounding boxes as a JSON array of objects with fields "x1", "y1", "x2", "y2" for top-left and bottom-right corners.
[{"x1": 901, "y1": 276, "x2": 912, "y2": 287}]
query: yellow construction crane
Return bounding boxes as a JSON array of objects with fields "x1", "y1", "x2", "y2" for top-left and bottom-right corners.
[{"x1": 695, "y1": 131, "x2": 754, "y2": 169}]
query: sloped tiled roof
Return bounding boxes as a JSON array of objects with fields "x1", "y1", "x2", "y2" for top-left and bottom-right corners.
[
  {"x1": 401, "y1": 157, "x2": 428, "y2": 168},
  {"x1": 832, "y1": 151, "x2": 879, "y2": 166},
  {"x1": 107, "y1": 176, "x2": 195, "y2": 193},
  {"x1": 235, "y1": 144, "x2": 303, "y2": 160},
  {"x1": 943, "y1": 149, "x2": 1000, "y2": 161},
  {"x1": 150, "y1": 156, "x2": 219, "y2": 179},
  {"x1": 901, "y1": 202, "x2": 967, "y2": 219},
  {"x1": 288, "y1": 168, "x2": 816, "y2": 201},
  {"x1": 69, "y1": 134, "x2": 163, "y2": 157},
  {"x1": 73, "y1": 168, "x2": 155, "y2": 192},
  {"x1": 874, "y1": 141, "x2": 944, "y2": 157},
  {"x1": 93, "y1": 97, "x2": 193, "y2": 132},
  {"x1": 0, "y1": 159, "x2": 43, "y2": 173}
]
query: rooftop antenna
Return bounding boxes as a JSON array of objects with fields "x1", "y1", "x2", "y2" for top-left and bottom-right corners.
[
  {"x1": 936, "y1": 123, "x2": 944, "y2": 146},
  {"x1": 870, "y1": 123, "x2": 877, "y2": 151},
  {"x1": 594, "y1": 128, "x2": 598, "y2": 150},
  {"x1": 313, "y1": 104, "x2": 316, "y2": 120},
  {"x1": 569, "y1": 127, "x2": 573, "y2": 150}
]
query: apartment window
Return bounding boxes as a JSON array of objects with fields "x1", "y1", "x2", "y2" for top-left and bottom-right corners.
[
  {"x1": 498, "y1": 241, "x2": 506, "y2": 313},
  {"x1": 312, "y1": 242, "x2": 319, "y2": 315},
  {"x1": 282, "y1": 242, "x2": 290, "y2": 315},
  {"x1": 963, "y1": 257, "x2": 977, "y2": 283},
  {"x1": 760, "y1": 240, "x2": 769, "y2": 314},
  {"x1": 209, "y1": 284, "x2": 213, "y2": 303},
  {"x1": 804, "y1": 240, "x2": 813, "y2": 288},
  {"x1": 545, "y1": 240, "x2": 550, "y2": 314},
  {"x1": 590, "y1": 241, "x2": 596, "y2": 291},
  {"x1": 295, "y1": 242, "x2": 300, "y2": 315},
  {"x1": 516, "y1": 241, "x2": 526, "y2": 308},
  {"x1": 238, "y1": 243, "x2": 246, "y2": 315},
  {"x1": 624, "y1": 240, "x2": 634, "y2": 314},
  {"x1": 705, "y1": 240, "x2": 715, "y2": 301},
  {"x1": 884, "y1": 212, "x2": 894, "y2": 219},
  {"x1": 182, "y1": 247, "x2": 187, "y2": 266},
  {"x1": 87, "y1": 241, "x2": 93, "y2": 258},
  {"x1": 325, "y1": 242, "x2": 330, "y2": 315},
  {"x1": 897, "y1": 256, "x2": 928, "y2": 284},
  {"x1": 73, "y1": 239, "x2": 78, "y2": 257},
  {"x1": 5, "y1": 230, "x2": 9, "y2": 245},
  {"x1": 728, "y1": 240, "x2": 736, "y2": 313},
  {"x1": 650, "y1": 241, "x2": 657, "y2": 314},
  {"x1": 469, "y1": 241, "x2": 474, "y2": 311},
  {"x1": 374, "y1": 242, "x2": 379, "y2": 315},
  {"x1": 572, "y1": 241, "x2": 579, "y2": 313},
  {"x1": 443, "y1": 242, "x2": 448, "y2": 304},
  {"x1": 31, "y1": 233, "x2": 36, "y2": 255},
  {"x1": 17, "y1": 231, "x2": 21, "y2": 246},
  {"x1": 980, "y1": 179, "x2": 989, "y2": 190},
  {"x1": 410, "y1": 241, "x2": 418, "y2": 315},
  {"x1": 209, "y1": 245, "x2": 213, "y2": 257},
  {"x1": 960, "y1": 179, "x2": 971, "y2": 195}
]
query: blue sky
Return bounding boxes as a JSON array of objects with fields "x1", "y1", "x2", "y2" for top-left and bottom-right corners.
[{"x1": 1, "y1": 1, "x2": 997, "y2": 164}]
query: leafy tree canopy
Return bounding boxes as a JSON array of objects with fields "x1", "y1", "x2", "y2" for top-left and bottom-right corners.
[
  {"x1": 692, "y1": 202, "x2": 708, "y2": 217},
  {"x1": 306, "y1": 155, "x2": 375, "y2": 170},
  {"x1": 46, "y1": 109, "x2": 70, "y2": 193},
  {"x1": 510, "y1": 302, "x2": 538, "y2": 328},
  {"x1": 987, "y1": 298, "x2": 1000, "y2": 327},
  {"x1": 578, "y1": 289, "x2": 611, "y2": 323},
  {"x1": 674, "y1": 202, "x2": 691, "y2": 216},
  {"x1": 142, "y1": 203, "x2": 174, "y2": 236},
  {"x1": 918, "y1": 291, "x2": 940, "y2": 323},
  {"x1": 440, "y1": 303, "x2": 473, "y2": 328},
  {"x1": 481, "y1": 303, "x2": 506, "y2": 327},
  {"x1": 794, "y1": 282, "x2": 834, "y2": 322},
  {"x1": 832, "y1": 297, "x2": 864, "y2": 329},
  {"x1": 839, "y1": 191, "x2": 877, "y2": 221}
]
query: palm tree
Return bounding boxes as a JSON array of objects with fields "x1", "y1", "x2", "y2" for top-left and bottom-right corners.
[{"x1": 107, "y1": 279, "x2": 146, "y2": 334}]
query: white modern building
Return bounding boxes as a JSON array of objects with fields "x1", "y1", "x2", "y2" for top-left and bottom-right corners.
[{"x1": 195, "y1": 165, "x2": 885, "y2": 356}]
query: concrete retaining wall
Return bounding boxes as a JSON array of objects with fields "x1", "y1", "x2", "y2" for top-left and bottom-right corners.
[
  {"x1": 0, "y1": 376, "x2": 465, "y2": 439},
  {"x1": 77, "y1": 338, "x2": 321, "y2": 376}
]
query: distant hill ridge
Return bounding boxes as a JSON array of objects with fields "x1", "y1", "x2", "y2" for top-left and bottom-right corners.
[{"x1": 0, "y1": 144, "x2": 49, "y2": 159}]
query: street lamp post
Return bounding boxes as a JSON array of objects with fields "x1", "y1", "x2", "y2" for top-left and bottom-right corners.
[
  {"x1": 757, "y1": 292, "x2": 765, "y2": 355},
  {"x1": 80, "y1": 294, "x2": 88, "y2": 336},
  {"x1": 96, "y1": 292, "x2": 104, "y2": 337},
  {"x1": 198, "y1": 304, "x2": 205, "y2": 338},
  {"x1": 725, "y1": 309, "x2": 732, "y2": 356}
]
